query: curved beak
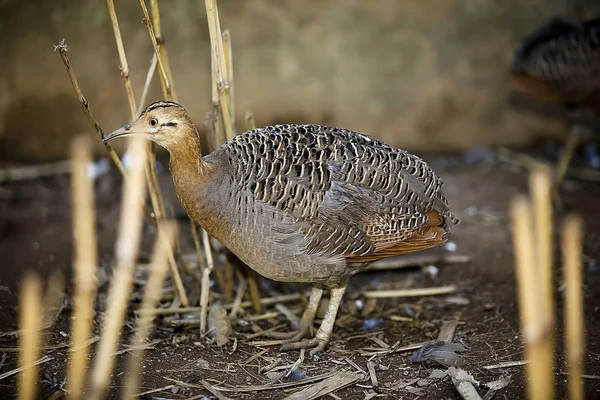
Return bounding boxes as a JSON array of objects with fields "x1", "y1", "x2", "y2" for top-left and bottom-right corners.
[{"x1": 102, "y1": 123, "x2": 133, "y2": 143}]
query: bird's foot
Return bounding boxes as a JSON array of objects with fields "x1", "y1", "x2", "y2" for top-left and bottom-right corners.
[
  {"x1": 263, "y1": 322, "x2": 312, "y2": 341},
  {"x1": 280, "y1": 337, "x2": 327, "y2": 356}
]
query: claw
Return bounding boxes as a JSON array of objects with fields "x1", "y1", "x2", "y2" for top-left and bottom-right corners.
[{"x1": 281, "y1": 338, "x2": 327, "y2": 355}]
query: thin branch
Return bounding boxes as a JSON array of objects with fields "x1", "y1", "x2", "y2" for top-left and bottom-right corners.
[
  {"x1": 106, "y1": 0, "x2": 187, "y2": 306},
  {"x1": 137, "y1": 53, "x2": 158, "y2": 115},
  {"x1": 54, "y1": 39, "x2": 156, "y2": 226},
  {"x1": 137, "y1": 0, "x2": 173, "y2": 100}
]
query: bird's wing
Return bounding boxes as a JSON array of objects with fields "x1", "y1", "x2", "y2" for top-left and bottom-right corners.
[{"x1": 226, "y1": 124, "x2": 456, "y2": 262}]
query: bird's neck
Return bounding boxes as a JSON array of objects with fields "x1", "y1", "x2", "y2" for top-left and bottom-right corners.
[{"x1": 167, "y1": 126, "x2": 209, "y2": 179}]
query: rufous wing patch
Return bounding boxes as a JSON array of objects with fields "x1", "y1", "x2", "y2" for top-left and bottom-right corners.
[{"x1": 346, "y1": 210, "x2": 448, "y2": 263}]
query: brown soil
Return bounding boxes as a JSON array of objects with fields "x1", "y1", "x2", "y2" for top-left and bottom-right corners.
[{"x1": 0, "y1": 149, "x2": 598, "y2": 399}]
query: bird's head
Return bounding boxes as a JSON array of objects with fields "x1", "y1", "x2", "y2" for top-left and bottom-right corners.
[{"x1": 103, "y1": 100, "x2": 195, "y2": 151}]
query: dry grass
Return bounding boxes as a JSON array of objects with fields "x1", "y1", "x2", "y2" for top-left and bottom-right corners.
[
  {"x1": 17, "y1": 275, "x2": 43, "y2": 400},
  {"x1": 511, "y1": 168, "x2": 587, "y2": 400},
  {"x1": 123, "y1": 221, "x2": 177, "y2": 399},
  {"x1": 88, "y1": 137, "x2": 148, "y2": 400},
  {"x1": 66, "y1": 136, "x2": 98, "y2": 399},
  {"x1": 107, "y1": 0, "x2": 189, "y2": 307},
  {"x1": 562, "y1": 215, "x2": 585, "y2": 400}
]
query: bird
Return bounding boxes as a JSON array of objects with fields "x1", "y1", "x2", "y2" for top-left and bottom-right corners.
[
  {"x1": 511, "y1": 17, "x2": 600, "y2": 187},
  {"x1": 103, "y1": 100, "x2": 459, "y2": 355}
]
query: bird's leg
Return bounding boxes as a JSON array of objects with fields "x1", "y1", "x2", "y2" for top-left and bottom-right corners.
[
  {"x1": 266, "y1": 287, "x2": 323, "y2": 340},
  {"x1": 281, "y1": 285, "x2": 347, "y2": 356},
  {"x1": 555, "y1": 124, "x2": 582, "y2": 188}
]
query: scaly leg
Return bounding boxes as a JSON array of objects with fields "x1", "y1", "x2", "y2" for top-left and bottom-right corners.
[
  {"x1": 267, "y1": 287, "x2": 323, "y2": 340},
  {"x1": 281, "y1": 285, "x2": 347, "y2": 356},
  {"x1": 555, "y1": 125, "x2": 583, "y2": 187}
]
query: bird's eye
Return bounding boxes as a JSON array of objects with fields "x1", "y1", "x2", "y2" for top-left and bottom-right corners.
[{"x1": 150, "y1": 118, "x2": 158, "y2": 127}]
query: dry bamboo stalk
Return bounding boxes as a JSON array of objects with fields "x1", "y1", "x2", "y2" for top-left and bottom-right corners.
[
  {"x1": 140, "y1": 0, "x2": 207, "y2": 305},
  {"x1": 106, "y1": 1, "x2": 188, "y2": 305},
  {"x1": 228, "y1": 278, "x2": 248, "y2": 321},
  {"x1": 42, "y1": 271, "x2": 66, "y2": 329},
  {"x1": 209, "y1": 54, "x2": 227, "y2": 148},
  {"x1": 123, "y1": 221, "x2": 176, "y2": 399},
  {"x1": 139, "y1": 293, "x2": 302, "y2": 316},
  {"x1": 190, "y1": 223, "x2": 208, "y2": 275},
  {"x1": 555, "y1": 125, "x2": 583, "y2": 185},
  {"x1": 137, "y1": 0, "x2": 172, "y2": 100},
  {"x1": 530, "y1": 166, "x2": 555, "y2": 397},
  {"x1": 245, "y1": 110, "x2": 256, "y2": 130},
  {"x1": 247, "y1": 269, "x2": 263, "y2": 314},
  {"x1": 200, "y1": 229, "x2": 216, "y2": 333},
  {"x1": 54, "y1": 40, "x2": 155, "y2": 227},
  {"x1": 17, "y1": 274, "x2": 43, "y2": 400},
  {"x1": 222, "y1": 29, "x2": 236, "y2": 138},
  {"x1": 562, "y1": 215, "x2": 585, "y2": 400},
  {"x1": 204, "y1": 110, "x2": 218, "y2": 152},
  {"x1": 362, "y1": 285, "x2": 457, "y2": 299},
  {"x1": 0, "y1": 160, "x2": 71, "y2": 183},
  {"x1": 162, "y1": 224, "x2": 189, "y2": 306},
  {"x1": 149, "y1": 0, "x2": 178, "y2": 101},
  {"x1": 88, "y1": 137, "x2": 148, "y2": 400},
  {"x1": 54, "y1": 41, "x2": 126, "y2": 177},
  {"x1": 106, "y1": 0, "x2": 136, "y2": 117},
  {"x1": 137, "y1": 53, "x2": 158, "y2": 116},
  {"x1": 510, "y1": 195, "x2": 548, "y2": 400},
  {"x1": 204, "y1": 0, "x2": 233, "y2": 138},
  {"x1": 224, "y1": 260, "x2": 234, "y2": 304},
  {"x1": 66, "y1": 136, "x2": 99, "y2": 400}
]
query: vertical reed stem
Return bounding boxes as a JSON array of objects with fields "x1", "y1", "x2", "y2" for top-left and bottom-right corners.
[
  {"x1": 89, "y1": 137, "x2": 148, "y2": 400},
  {"x1": 123, "y1": 221, "x2": 176, "y2": 399},
  {"x1": 66, "y1": 136, "x2": 99, "y2": 399},
  {"x1": 510, "y1": 195, "x2": 548, "y2": 400},
  {"x1": 562, "y1": 215, "x2": 585, "y2": 400},
  {"x1": 17, "y1": 275, "x2": 43, "y2": 400},
  {"x1": 530, "y1": 166, "x2": 555, "y2": 399}
]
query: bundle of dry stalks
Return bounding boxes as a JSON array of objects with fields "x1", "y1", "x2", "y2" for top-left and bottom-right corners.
[{"x1": 510, "y1": 166, "x2": 585, "y2": 400}]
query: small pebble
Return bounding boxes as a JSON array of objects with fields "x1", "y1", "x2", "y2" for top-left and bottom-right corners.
[
  {"x1": 483, "y1": 302, "x2": 496, "y2": 311},
  {"x1": 417, "y1": 378, "x2": 430, "y2": 387},
  {"x1": 289, "y1": 369, "x2": 306, "y2": 380},
  {"x1": 361, "y1": 317, "x2": 385, "y2": 331},
  {"x1": 445, "y1": 296, "x2": 470, "y2": 306},
  {"x1": 444, "y1": 241, "x2": 457, "y2": 252},
  {"x1": 423, "y1": 265, "x2": 439, "y2": 278},
  {"x1": 354, "y1": 298, "x2": 364, "y2": 310},
  {"x1": 429, "y1": 369, "x2": 448, "y2": 379}
]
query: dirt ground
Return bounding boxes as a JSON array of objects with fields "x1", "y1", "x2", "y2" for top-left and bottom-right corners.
[{"x1": 0, "y1": 146, "x2": 599, "y2": 399}]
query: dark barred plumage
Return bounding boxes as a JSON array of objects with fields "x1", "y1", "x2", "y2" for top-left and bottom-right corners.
[
  {"x1": 216, "y1": 124, "x2": 456, "y2": 262},
  {"x1": 512, "y1": 17, "x2": 600, "y2": 108},
  {"x1": 104, "y1": 101, "x2": 459, "y2": 354}
]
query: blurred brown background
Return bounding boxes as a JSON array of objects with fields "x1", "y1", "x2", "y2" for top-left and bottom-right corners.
[{"x1": 1, "y1": 0, "x2": 599, "y2": 161}]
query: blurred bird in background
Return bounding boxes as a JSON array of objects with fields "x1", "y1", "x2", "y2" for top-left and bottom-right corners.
[{"x1": 511, "y1": 17, "x2": 600, "y2": 190}]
